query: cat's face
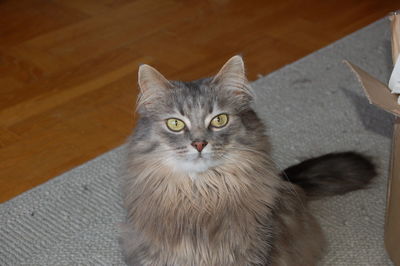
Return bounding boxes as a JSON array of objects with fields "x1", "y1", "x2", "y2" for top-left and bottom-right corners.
[{"x1": 135, "y1": 56, "x2": 261, "y2": 175}]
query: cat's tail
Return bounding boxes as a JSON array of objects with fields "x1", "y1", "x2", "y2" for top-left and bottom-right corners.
[{"x1": 281, "y1": 152, "x2": 377, "y2": 199}]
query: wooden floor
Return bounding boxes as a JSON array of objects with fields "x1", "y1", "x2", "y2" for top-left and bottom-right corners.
[{"x1": 1, "y1": 0, "x2": 399, "y2": 202}]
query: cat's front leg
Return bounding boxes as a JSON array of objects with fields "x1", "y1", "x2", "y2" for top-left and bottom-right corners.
[{"x1": 119, "y1": 224, "x2": 154, "y2": 266}]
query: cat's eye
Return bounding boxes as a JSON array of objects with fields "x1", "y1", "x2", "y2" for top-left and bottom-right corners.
[
  {"x1": 210, "y1": 114, "x2": 229, "y2": 128},
  {"x1": 166, "y1": 118, "x2": 185, "y2": 132}
]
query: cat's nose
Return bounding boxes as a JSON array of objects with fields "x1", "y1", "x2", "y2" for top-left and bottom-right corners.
[{"x1": 191, "y1": 141, "x2": 208, "y2": 152}]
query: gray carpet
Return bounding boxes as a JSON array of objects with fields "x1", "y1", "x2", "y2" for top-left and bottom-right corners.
[{"x1": 0, "y1": 18, "x2": 395, "y2": 265}]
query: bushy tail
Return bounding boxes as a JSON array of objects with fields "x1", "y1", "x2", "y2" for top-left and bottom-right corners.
[{"x1": 282, "y1": 152, "x2": 377, "y2": 199}]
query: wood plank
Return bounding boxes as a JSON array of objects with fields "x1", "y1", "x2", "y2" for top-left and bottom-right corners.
[
  {"x1": 0, "y1": 0, "x2": 88, "y2": 46},
  {"x1": 0, "y1": 56, "x2": 148, "y2": 127}
]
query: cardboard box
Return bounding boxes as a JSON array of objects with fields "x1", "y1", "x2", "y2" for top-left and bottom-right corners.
[{"x1": 346, "y1": 12, "x2": 400, "y2": 266}]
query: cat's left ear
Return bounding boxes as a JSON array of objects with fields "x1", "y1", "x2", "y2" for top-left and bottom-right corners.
[{"x1": 212, "y1": 55, "x2": 253, "y2": 100}]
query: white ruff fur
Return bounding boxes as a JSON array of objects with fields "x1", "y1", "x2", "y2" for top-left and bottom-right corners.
[{"x1": 165, "y1": 144, "x2": 220, "y2": 177}]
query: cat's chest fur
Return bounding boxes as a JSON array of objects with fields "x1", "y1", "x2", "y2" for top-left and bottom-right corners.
[{"x1": 122, "y1": 156, "x2": 281, "y2": 266}]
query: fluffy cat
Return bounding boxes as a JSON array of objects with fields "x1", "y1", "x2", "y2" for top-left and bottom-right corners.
[{"x1": 120, "y1": 55, "x2": 376, "y2": 266}]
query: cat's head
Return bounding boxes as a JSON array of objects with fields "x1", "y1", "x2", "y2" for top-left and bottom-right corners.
[{"x1": 134, "y1": 56, "x2": 265, "y2": 175}]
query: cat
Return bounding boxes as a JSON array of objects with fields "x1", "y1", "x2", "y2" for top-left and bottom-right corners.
[{"x1": 120, "y1": 55, "x2": 376, "y2": 266}]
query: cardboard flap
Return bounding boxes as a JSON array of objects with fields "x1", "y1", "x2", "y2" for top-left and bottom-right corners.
[
  {"x1": 344, "y1": 60, "x2": 400, "y2": 117},
  {"x1": 385, "y1": 117, "x2": 400, "y2": 265},
  {"x1": 390, "y1": 12, "x2": 400, "y2": 64},
  {"x1": 389, "y1": 13, "x2": 400, "y2": 94}
]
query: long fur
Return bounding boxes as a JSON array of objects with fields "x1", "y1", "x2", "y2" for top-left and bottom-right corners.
[
  {"x1": 121, "y1": 145, "x2": 325, "y2": 265},
  {"x1": 282, "y1": 152, "x2": 376, "y2": 199},
  {"x1": 120, "y1": 56, "x2": 376, "y2": 266}
]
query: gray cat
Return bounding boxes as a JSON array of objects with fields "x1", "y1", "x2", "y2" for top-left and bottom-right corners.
[{"x1": 120, "y1": 56, "x2": 376, "y2": 266}]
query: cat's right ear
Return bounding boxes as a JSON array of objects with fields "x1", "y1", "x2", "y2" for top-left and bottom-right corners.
[{"x1": 137, "y1": 64, "x2": 172, "y2": 110}]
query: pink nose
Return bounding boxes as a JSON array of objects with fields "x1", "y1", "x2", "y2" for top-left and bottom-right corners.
[{"x1": 191, "y1": 141, "x2": 208, "y2": 152}]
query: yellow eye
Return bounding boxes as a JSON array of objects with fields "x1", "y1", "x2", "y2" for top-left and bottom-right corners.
[
  {"x1": 166, "y1": 118, "x2": 185, "y2": 132},
  {"x1": 210, "y1": 114, "x2": 229, "y2": 128}
]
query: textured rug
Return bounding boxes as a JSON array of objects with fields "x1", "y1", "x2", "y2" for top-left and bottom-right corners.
[{"x1": 0, "y1": 18, "x2": 395, "y2": 265}]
